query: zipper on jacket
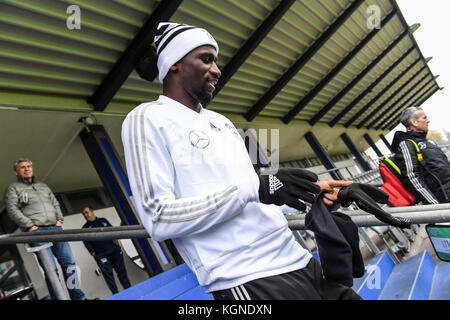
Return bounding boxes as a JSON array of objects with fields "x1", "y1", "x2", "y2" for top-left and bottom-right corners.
[{"x1": 33, "y1": 183, "x2": 50, "y2": 225}]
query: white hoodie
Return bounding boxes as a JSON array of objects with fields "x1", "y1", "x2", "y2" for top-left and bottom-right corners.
[{"x1": 121, "y1": 95, "x2": 311, "y2": 292}]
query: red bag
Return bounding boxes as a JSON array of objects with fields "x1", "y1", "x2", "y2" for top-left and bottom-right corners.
[{"x1": 379, "y1": 160, "x2": 416, "y2": 207}]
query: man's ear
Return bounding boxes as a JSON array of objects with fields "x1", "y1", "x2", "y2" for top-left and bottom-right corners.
[{"x1": 170, "y1": 62, "x2": 181, "y2": 72}]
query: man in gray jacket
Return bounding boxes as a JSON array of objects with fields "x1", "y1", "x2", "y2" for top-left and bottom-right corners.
[{"x1": 5, "y1": 158, "x2": 86, "y2": 300}]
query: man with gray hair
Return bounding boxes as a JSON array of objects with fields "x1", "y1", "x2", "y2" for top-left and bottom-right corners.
[
  {"x1": 4, "y1": 158, "x2": 86, "y2": 300},
  {"x1": 392, "y1": 107, "x2": 450, "y2": 204}
]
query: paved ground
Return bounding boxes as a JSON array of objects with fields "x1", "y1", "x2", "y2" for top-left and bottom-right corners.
[{"x1": 403, "y1": 224, "x2": 439, "y2": 262}]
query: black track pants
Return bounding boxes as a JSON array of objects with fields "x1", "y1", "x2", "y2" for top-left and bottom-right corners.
[{"x1": 212, "y1": 258, "x2": 362, "y2": 300}]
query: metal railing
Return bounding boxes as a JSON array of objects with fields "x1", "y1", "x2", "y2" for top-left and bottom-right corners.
[
  {"x1": 0, "y1": 225, "x2": 146, "y2": 245},
  {"x1": 286, "y1": 203, "x2": 450, "y2": 230},
  {"x1": 1, "y1": 204, "x2": 450, "y2": 245},
  {"x1": 1, "y1": 204, "x2": 449, "y2": 300},
  {"x1": 27, "y1": 243, "x2": 69, "y2": 300}
]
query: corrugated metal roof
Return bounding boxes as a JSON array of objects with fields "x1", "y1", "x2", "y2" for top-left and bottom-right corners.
[{"x1": 1, "y1": 0, "x2": 439, "y2": 123}]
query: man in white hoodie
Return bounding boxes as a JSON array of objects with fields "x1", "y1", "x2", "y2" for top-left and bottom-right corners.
[{"x1": 121, "y1": 22, "x2": 359, "y2": 300}]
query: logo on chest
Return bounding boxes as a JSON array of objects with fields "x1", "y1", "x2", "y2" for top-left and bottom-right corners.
[
  {"x1": 224, "y1": 123, "x2": 241, "y2": 139},
  {"x1": 189, "y1": 130, "x2": 210, "y2": 149},
  {"x1": 418, "y1": 142, "x2": 427, "y2": 149}
]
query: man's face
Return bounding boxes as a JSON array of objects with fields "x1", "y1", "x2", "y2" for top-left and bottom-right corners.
[
  {"x1": 178, "y1": 45, "x2": 221, "y2": 106},
  {"x1": 82, "y1": 207, "x2": 96, "y2": 222},
  {"x1": 14, "y1": 161, "x2": 33, "y2": 180},
  {"x1": 411, "y1": 109, "x2": 429, "y2": 132}
]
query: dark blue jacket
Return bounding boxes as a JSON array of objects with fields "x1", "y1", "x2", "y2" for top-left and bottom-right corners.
[{"x1": 82, "y1": 217, "x2": 120, "y2": 257}]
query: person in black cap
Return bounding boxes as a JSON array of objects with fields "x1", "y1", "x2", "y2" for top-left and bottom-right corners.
[{"x1": 81, "y1": 206, "x2": 131, "y2": 295}]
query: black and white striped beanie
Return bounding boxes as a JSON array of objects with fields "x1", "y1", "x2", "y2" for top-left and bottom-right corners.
[{"x1": 154, "y1": 22, "x2": 219, "y2": 83}]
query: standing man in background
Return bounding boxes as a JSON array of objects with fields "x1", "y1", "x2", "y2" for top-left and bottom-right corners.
[
  {"x1": 4, "y1": 158, "x2": 86, "y2": 300},
  {"x1": 81, "y1": 206, "x2": 131, "y2": 295},
  {"x1": 392, "y1": 106, "x2": 450, "y2": 204}
]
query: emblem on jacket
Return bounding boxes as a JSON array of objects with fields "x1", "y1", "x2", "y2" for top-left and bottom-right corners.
[
  {"x1": 224, "y1": 123, "x2": 241, "y2": 139},
  {"x1": 19, "y1": 192, "x2": 29, "y2": 204},
  {"x1": 418, "y1": 142, "x2": 426, "y2": 149},
  {"x1": 189, "y1": 130, "x2": 210, "y2": 149},
  {"x1": 210, "y1": 122, "x2": 221, "y2": 131}
]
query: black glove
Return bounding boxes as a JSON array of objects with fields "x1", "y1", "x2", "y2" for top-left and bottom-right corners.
[
  {"x1": 338, "y1": 183, "x2": 412, "y2": 229},
  {"x1": 258, "y1": 168, "x2": 320, "y2": 211}
]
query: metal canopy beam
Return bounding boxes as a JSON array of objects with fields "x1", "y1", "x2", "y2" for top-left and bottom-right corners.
[
  {"x1": 243, "y1": 0, "x2": 364, "y2": 122},
  {"x1": 386, "y1": 89, "x2": 438, "y2": 131},
  {"x1": 389, "y1": 0, "x2": 437, "y2": 86},
  {"x1": 379, "y1": 134, "x2": 393, "y2": 153},
  {"x1": 213, "y1": 0, "x2": 295, "y2": 97},
  {"x1": 375, "y1": 80, "x2": 433, "y2": 130},
  {"x1": 359, "y1": 65, "x2": 427, "y2": 129},
  {"x1": 380, "y1": 0, "x2": 440, "y2": 131},
  {"x1": 340, "y1": 133, "x2": 370, "y2": 171},
  {"x1": 383, "y1": 86, "x2": 438, "y2": 130},
  {"x1": 385, "y1": 0, "x2": 439, "y2": 118},
  {"x1": 241, "y1": 129, "x2": 273, "y2": 169},
  {"x1": 304, "y1": 132, "x2": 344, "y2": 180},
  {"x1": 363, "y1": 133, "x2": 383, "y2": 157},
  {"x1": 344, "y1": 56, "x2": 421, "y2": 128},
  {"x1": 367, "y1": 73, "x2": 432, "y2": 129},
  {"x1": 376, "y1": 79, "x2": 436, "y2": 130},
  {"x1": 414, "y1": 87, "x2": 440, "y2": 107},
  {"x1": 282, "y1": 9, "x2": 397, "y2": 124},
  {"x1": 328, "y1": 46, "x2": 415, "y2": 127},
  {"x1": 381, "y1": 87, "x2": 438, "y2": 130},
  {"x1": 79, "y1": 125, "x2": 169, "y2": 276},
  {"x1": 88, "y1": 0, "x2": 183, "y2": 111},
  {"x1": 308, "y1": 30, "x2": 408, "y2": 126}
]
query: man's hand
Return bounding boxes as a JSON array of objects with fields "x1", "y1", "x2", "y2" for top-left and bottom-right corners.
[
  {"x1": 56, "y1": 220, "x2": 63, "y2": 227},
  {"x1": 28, "y1": 225, "x2": 38, "y2": 232},
  {"x1": 316, "y1": 180, "x2": 353, "y2": 207}
]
